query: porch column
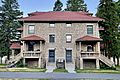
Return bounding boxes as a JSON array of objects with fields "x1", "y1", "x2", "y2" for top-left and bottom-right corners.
[
  {"x1": 79, "y1": 42, "x2": 81, "y2": 57},
  {"x1": 12, "y1": 49, "x2": 15, "y2": 59},
  {"x1": 80, "y1": 58, "x2": 83, "y2": 69},
  {"x1": 97, "y1": 42, "x2": 100, "y2": 53},
  {"x1": 40, "y1": 41, "x2": 42, "y2": 52},
  {"x1": 96, "y1": 59, "x2": 100, "y2": 69},
  {"x1": 23, "y1": 58, "x2": 26, "y2": 66},
  {"x1": 38, "y1": 55, "x2": 41, "y2": 68}
]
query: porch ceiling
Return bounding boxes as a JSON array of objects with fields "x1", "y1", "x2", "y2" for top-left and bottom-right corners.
[
  {"x1": 76, "y1": 35, "x2": 102, "y2": 42},
  {"x1": 21, "y1": 35, "x2": 45, "y2": 41}
]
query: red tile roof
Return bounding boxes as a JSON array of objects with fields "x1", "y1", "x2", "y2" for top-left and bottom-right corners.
[
  {"x1": 17, "y1": 27, "x2": 23, "y2": 31},
  {"x1": 21, "y1": 35, "x2": 45, "y2": 41},
  {"x1": 19, "y1": 11, "x2": 104, "y2": 22},
  {"x1": 76, "y1": 35, "x2": 103, "y2": 42},
  {"x1": 10, "y1": 42, "x2": 21, "y2": 49}
]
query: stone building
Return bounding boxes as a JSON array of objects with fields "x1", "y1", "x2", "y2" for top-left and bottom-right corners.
[{"x1": 9, "y1": 11, "x2": 115, "y2": 72}]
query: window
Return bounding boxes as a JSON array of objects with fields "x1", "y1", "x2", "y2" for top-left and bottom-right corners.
[
  {"x1": 66, "y1": 34, "x2": 72, "y2": 43},
  {"x1": 66, "y1": 23, "x2": 72, "y2": 27},
  {"x1": 28, "y1": 25, "x2": 35, "y2": 34},
  {"x1": 87, "y1": 25, "x2": 93, "y2": 34},
  {"x1": 66, "y1": 49, "x2": 72, "y2": 62},
  {"x1": 87, "y1": 45, "x2": 93, "y2": 52},
  {"x1": 49, "y1": 50, "x2": 55, "y2": 62},
  {"x1": 49, "y1": 34, "x2": 55, "y2": 43},
  {"x1": 49, "y1": 23, "x2": 55, "y2": 27}
]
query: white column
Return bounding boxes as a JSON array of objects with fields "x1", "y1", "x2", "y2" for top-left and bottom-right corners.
[
  {"x1": 23, "y1": 58, "x2": 26, "y2": 66},
  {"x1": 12, "y1": 50, "x2": 15, "y2": 59},
  {"x1": 96, "y1": 59, "x2": 100, "y2": 69},
  {"x1": 97, "y1": 42, "x2": 100, "y2": 53},
  {"x1": 40, "y1": 41, "x2": 42, "y2": 52},
  {"x1": 80, "y1": 58, "x2": 83, "y2": 69},
  {"x1": 38, "y1": 56, "x2": 41, "y2": 68},
  {"x1": 79, "y1": 42, "x2": 81, "y2": 57}
]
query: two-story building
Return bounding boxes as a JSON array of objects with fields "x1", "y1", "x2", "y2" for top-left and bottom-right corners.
[{"x1": 9, "y1": 11, "x2": 115, "y2": 72}]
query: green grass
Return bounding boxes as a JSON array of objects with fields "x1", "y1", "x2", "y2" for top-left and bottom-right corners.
[
  {"x1": 0, "y1": 64, "x2": 7, "y2": 67},
  {"x1": 53, "y1": 68, "x2": 68, "y2": 73},
  {"x1": 76, "y1": 69, "x2": 120, "y2": 74},
  {"x1": 0, "y1": 67, "x2": 46, "y2": 72}
]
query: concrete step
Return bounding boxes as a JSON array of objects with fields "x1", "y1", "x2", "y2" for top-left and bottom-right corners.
[{"x1": 66, "y1": 63, "x2": 76, "y2": 73}]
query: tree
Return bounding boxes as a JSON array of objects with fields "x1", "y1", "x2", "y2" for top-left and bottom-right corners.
[
  {"x1": 0, "y1": 0, "x2": 22, "y2": 60},
  {"x1": 64, "y1": 0, "x2": 87, "y2": 11},
  {"x1": 96, "y1": 0, "x2": 120, "y2": 64},
  {"x1": 53, "y1": 0, "x2": 63, "y2": 11}
]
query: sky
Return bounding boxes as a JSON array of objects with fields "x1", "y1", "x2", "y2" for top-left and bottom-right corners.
[{"x1": 0, "y1": 0, "x2": 117, "y2": 16}]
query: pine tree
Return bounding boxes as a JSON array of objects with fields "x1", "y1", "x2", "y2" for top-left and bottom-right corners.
[
  {"x1": 64, "y1": 0, "x2": 87, "y2": 11},
  {"x1": 96, "y1": 0, "x2": 119, "y2": 64},
  {"x1": 0, "y1": 0, "x2": 22, "y2": 60},
  {"x1": 53, "y1": 0, "x2": 63, "y2": 11}
]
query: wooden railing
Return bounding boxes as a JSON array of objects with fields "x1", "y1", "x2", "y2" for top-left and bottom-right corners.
[
  {"x1": 81, "y1": 52, "x2": 99, "y2": 58},
  {"x1": 23, "y1": 51, "x2": 41, "y2": 58}
]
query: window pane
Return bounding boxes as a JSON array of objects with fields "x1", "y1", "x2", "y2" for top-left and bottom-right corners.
[
  {"x1": 66, "y1": 50, "x2": 72, "y2": 62},
  {"x1": 49, "y1": 50, "x2": 55, "y2": 62},
  {"x1": 49, "y1": 34, "x2": 55, "y2": 43},
  {"x1": 66, "y1": 34, "x2": 72, "y2": 43},
  {"x1": 66, "y1": 23, "x2": 72, "y2": 27},
  {"x1": 49, "y1": 23, "x2": 55, "y2": 27},
  {"x1": 87, "y1": 25, "x2": 93, "y2": 34},
  {"x1": 28, "y1": 25, "x2": 35, "y2": 34}
]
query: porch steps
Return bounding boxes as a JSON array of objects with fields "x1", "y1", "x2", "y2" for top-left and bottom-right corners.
[
  {"x1": 46, "y1": 63, "x2": 56, "y2": 73},
  {"x1": 99, "y1": 54, "x2": 115, "y2": 67},
  {"x1": 6, "y1": 53, "x2": 22, "y2": 68},
  {"x1": 66, "y1": 63, "x2": 76, "y2": 73}
]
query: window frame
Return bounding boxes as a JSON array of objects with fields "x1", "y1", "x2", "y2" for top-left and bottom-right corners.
[
  {"x1": 87, "y1": 25, "x2": 93, "y2": 35},
  {"x1": 49, "y1": 34, "x2": 55, "y2": 43},
  {"x1": 28, "y1": 25, "x2": 35, "y2": 34},
  {"x1": 49, "y1": 23, "x2": 55, "y2": 27},
  {"x1": 66, "y1": 23, "x2": 72, "y2": 27},
  {"x1": 66, "y1": 34, "x2": 72, "y2": 43}
]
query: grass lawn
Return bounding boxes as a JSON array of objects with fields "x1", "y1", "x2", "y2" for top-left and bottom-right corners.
[
  {"x1": 0, "y1": 64, "x2": 7, "y2": 67},
  {"x1": 53, "y1": 68, "x2": 68, "y2": 73},
  {"x1": 76, "y1": 69, "x2": 120, "y2": 74},
  {"x1": 0, "y1": 67, "x2": 46, "y2": 72}
]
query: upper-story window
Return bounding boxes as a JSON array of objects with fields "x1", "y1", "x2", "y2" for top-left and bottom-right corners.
[
  {"x1": 28, "y1": 25, "x2": 35, "y2": 34},
  {"x1": 49, "y1": 34, "x2": 55, "y2": 43},
  {"x1": 49, "y1": 23, "x2": 55, "y2": 27},
  {"x1": 66, "y1": 34, "x2": 72, "y2": 43},
  {"x1": 66, "y1": 23, "x2": 72, "y2": 27},
  {"x1": 87, "y1": 25, "x2": 93, "y2": 34}
]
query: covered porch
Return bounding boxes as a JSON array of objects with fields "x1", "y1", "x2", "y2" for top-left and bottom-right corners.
[
  {"x1": 76, "y1": 35, "x2": 102, "y2": 69},
  {"x1": 21, "y1": 35, "x2": 45, "y2": 68}
]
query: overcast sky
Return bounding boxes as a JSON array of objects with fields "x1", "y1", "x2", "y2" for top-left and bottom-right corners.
[{"x1": 0, "y1": 0, "x2": 118, "y2": 16}]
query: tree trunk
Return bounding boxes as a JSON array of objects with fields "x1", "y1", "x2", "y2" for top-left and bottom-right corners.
[
  {"x1": 117, "y1": 56, "x2": 119, "y2": 66},
  {"x1": 113, "y1": 55, "x2": 116, "y2": 64},
  {"x1": 1, "y1": 56, "x2": 2, "y2": 64}
]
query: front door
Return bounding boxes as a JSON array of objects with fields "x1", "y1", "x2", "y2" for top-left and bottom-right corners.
[
  {"x1": 66, "y1": 50, "x2": 72, "y2": 62},
  {"x1": 49, "y1": 50, "x2": 55, "y2": 62}
]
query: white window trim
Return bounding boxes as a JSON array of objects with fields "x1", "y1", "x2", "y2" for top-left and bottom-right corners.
[
  {"x1": 66, "y1": 23, "x2": 72, "y2": 27},
  {"x1": 48, "y1": 33, "x2": 56, "y2": 43},
  {"x1": 66, "y1": 33, "x2": 72, "y2": 43},
  {"x1": 28, "y1": 25, "x2": 35, "y2": 34},
  {"x1": 86, "y1": 24, "x2": 94, "y2": 35},
  {"x1": 49, "y1": 23, "x2": 55, "y2": 27}
]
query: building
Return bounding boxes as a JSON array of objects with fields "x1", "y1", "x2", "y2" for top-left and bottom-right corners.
[{"x1": 9, "y1": 11, "x2": 115, "y2": 72}]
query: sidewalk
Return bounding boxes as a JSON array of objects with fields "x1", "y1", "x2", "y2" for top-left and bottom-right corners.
[{"x1": 0, "y1": 72, "x2": 120, "y2": 79}]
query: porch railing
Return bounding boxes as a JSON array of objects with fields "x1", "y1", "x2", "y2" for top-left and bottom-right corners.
[
  {"x1": 23, "y1": 51, "x2": 41, "y2": 58},
  {"x1": 80, "y1": 52, "x2": 99, "y2": 58}
]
